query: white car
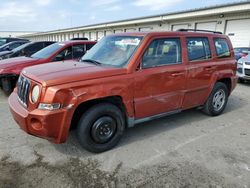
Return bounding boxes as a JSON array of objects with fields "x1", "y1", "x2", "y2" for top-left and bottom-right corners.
[{"x1": 237, "y1": 54, "x2": 250, "y2": 83}]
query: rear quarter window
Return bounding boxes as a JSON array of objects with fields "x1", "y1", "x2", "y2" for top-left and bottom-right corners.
[{"x1": 214, "y1": 38, "x2": 231, "y2": 58}]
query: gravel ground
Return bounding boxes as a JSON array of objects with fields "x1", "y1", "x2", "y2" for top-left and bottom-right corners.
[{"x1": 0, "y1": 83, "x2": 250, "y2": 188}]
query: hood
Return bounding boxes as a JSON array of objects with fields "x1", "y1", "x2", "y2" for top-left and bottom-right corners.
[
  {"x1": 23, "y1": 60, "x2": 127, "y2": 87},
  {"x1": 0, "y1": 56, "x2": 39, "y2": 70}
]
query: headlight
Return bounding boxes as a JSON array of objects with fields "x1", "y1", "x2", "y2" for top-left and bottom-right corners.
[
  {"x1": 0, "y1": 69, "x2": 3, "y2": 73},
  {"x1": 31, "y1": 85, "x2": 40, "y2": 103},
  {"x1": 237, "y1": 60, "x2": 243, "y2": 65},
  {"x1": 38, "y1": 103, "x2": 61, "y2": 110}
]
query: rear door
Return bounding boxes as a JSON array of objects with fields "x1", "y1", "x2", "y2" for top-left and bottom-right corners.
[
  {"x1": 182, "y1": 37, "x2": 215, "y2": 109},
  {"x1": 133, "y1": 36, "x2": 187, "y2": 119}
]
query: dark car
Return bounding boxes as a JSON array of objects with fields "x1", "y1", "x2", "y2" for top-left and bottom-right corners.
[
  {"x1": 234, "y1": 47, "x2": 250, "y2": 60},
  {"x1": 0, "y1": 41, "x2": 29, "y2": 52},
  {"x1": 71, "y1": 37, "x2": 88, "y2": 41},
  {"x1": 0, "y1": 41, "x2": 55, "y2": 60},
  {"x1": 0, "y1": 40, "x2": 96, "y2": 93},
  {"x1": 0, "y1": 37, "x2": 29, "y2": 47}
]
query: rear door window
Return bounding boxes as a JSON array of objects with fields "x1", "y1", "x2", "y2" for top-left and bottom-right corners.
[
  {"x1": 187, "y1": 37, "x2": 211, "y2": 62},
  {"x1": 10, "y1": 43, "x2": 22, "y2": 50},
  {"x1": 214, "y1": 38, "x2": 231, "y2": 58}
]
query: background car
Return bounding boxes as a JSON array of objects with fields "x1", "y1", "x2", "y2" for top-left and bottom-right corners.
[
  {"x1": 0, "y1": 37, "x2": 29, "y2": 47},
  {"x1": 71, "y1": 37, "x2": 88, "y2": 40},
  {"x1": 0, "y1": 41, "x2": 55, "y2": 60},
  {"x1": 0, "y1": 41, "x2": 29, "y2": 52},
  {"x1": 0, "y1": 40, "x2": 96, "y2": 93},
  {"x1": 234, "y1": 47, "x2": 250, "y2": 60},
  {"x1": 237, "y1": 54, "x2": 250, "y2": 83}
]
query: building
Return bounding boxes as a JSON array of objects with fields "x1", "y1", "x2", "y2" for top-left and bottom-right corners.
[
  {"x1": 0, "y1": 31, "x2": 37, "y2": 38},
  {"x1": 20, "y1": 1, "x2": 250, "y2": 48}
]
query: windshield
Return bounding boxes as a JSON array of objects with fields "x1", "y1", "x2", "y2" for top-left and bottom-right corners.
[
  {"x1": 12, "y1": 42, "x2": 32, "y2": 52},
  {"x1": 81, "y1": 35, "x2": 143, "y2": 67},
  {"x1": 0, "y1": 38, "x2": 7, "y2": 46},
  {"x1": 0, "y1": 43, "x2": 9, "y2": 50},
  {"x1": 31, "y1": 43, "x2": 64, "y2": 59}
]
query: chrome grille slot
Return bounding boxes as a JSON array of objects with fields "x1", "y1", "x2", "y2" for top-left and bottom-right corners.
[
  {"x1": 17, "y1": 76, "x2": 31, "y2": 107},
  {"x1": 245, "y1": 69, "x2": 250, "y2": 76}
]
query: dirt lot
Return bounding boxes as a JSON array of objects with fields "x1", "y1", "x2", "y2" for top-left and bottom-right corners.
[{"x1": 0, "y1": 83, "x2": 250, "y2": 188}]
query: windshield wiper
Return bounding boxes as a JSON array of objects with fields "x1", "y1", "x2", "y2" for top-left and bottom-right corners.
[{"x1": 81, "y1": 59, "x2": 102, "y2": 65}]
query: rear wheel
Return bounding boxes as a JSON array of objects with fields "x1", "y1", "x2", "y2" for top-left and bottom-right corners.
[
  {"x1": 77, "y1": 103, "x2": 125, "y2": 153},
  {"x1": 202, "y1": 82, "x2": 229, "y2": 116}
]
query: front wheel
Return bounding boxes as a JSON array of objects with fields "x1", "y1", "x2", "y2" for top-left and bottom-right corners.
[
  {"x1": 238, "y1": 78, "x2": 245, "y2": 84},
  {"x1": 77, "y1": 103, "x2": 125, "y2": 153},
  {"x1": 1, "y1": 77, "x2": 14, "y2": 95},
  {"x1": 202, "y1": 82, "x2": 229, "y2": 116}
]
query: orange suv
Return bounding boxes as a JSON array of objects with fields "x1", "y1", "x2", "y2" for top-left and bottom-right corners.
[{"x1": 9, "y1": 30, "x2": 237, "y2": 153}]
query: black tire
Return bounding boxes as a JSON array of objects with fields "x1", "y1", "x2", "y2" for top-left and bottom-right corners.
[
  {"x1": 1, "y1": 78, "x2": 13, "y2": 95},
  {"x1": 238, "y1": 78, "x2": 245, "y2": 84},
  {"x1": 202, "y1": 82, "x2": 229, "y2": 116},
  {"x1": 77, "y1": 103, "x2": 125, "y2": 153}
]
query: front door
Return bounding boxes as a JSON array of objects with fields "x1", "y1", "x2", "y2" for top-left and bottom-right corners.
[{"x1": 133, "y1": 37, "x2": 187, "y2": 119}]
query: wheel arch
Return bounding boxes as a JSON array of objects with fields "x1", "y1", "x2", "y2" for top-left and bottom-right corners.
[
  {"x1": 70, "y1": 95, "x2": 128, "y2": 130},
  {"x1": 216, "y1": 77, "x2": 232, "y2": 94}
]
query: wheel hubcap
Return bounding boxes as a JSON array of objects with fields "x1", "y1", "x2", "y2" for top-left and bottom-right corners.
[
  {"x1": 212, "y1": 89, "x2": 226, "y2": 112},
  {"x1": 91, "y1": 116, "x2": 117, "y2": 144}
]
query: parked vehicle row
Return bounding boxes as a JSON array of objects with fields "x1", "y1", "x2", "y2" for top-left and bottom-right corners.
[
  {"x1": 0, "y1": 40, "x2": 96, "y2": 94},
  {"x1": 237, "y1": 53, "x2": 250, "y2": 83},
  {"x1": 0, "y1": 41, "x2": 55, "y2": 60},
  {"x1": 234, "y1": 47, "x2": 250, "y2": 60},
  {"x1": 0, "y1": 41, "x2": 29, "y2": 52},
  {"x1": 6, "y1": 30, "x2": 237, "y2": 153},
  {"x1": 0, "y1": 37, "x2": 29, "y2": 47}
]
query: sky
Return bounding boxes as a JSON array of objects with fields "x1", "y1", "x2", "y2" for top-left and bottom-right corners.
[{"x1": 0, "y1": 0, "x2": 244, "y2": 32}]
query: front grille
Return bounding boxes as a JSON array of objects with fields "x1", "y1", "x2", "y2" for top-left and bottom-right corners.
[
  {"x1": 17, "y1": 76, "x2": 31, "y2": 107},
  {"x1": 245, "y1": 69, "x2": 250, "y2": 76},
  {"x1": 237, "y1": 68, "x2": 243, "y2": 74}
]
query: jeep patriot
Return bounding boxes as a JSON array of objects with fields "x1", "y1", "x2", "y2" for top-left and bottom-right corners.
[{"x1": 9, "y1": 30, "x2": 237, "y2": 153}]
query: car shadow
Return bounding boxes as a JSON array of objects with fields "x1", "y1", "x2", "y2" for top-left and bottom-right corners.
[
  {"x1": 238, "y1": 81, "x2": 250, "y2": 87},
  {"x1": 52, "y1": 94, "x2": 246, "y2": 156}
]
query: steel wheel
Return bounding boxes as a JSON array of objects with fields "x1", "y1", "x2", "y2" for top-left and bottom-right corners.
[
  {"x1": 91, "y1": 116, "x2": 117, "y2": 144},
  {"x1": 212, "y1": 89, "x2": 226, "y2": 112}
]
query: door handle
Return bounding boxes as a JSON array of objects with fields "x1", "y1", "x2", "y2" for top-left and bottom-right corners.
[
  {"x1": 171, "y1": 72, "x2": 184, "y2": 77},
  {"x1": 205, "y1": 67, "x2": 215, "y2": 71}
]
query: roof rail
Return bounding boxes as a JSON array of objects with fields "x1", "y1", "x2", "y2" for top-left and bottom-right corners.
[{"x1": 177, "y1": 29, "x2": 222, "y2": 34}]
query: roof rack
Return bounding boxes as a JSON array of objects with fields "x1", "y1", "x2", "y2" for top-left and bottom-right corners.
[{"x1": 177, "y1": 29, "x2": 222, "y2": 34}]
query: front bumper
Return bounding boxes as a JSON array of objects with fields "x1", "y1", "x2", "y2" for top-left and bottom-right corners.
[{"x1": 8, "y1": 92, "x2": 73, "y2": 143}]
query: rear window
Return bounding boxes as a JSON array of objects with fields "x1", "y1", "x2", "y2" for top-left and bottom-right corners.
[
  {"x1": 214, "y1": 38, "x2": 231, "y2": 58},
  {"x1": 187, "y1": 37, "x2": 211, "y2": 62}
]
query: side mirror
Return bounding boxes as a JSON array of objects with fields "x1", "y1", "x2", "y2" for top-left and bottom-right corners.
[
  {"x1": 4, "y1": 46, "x2": 10, "y2": 51},
  {"x1": 54, "y1": 54, "x2": 65, "y2": 61}
]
